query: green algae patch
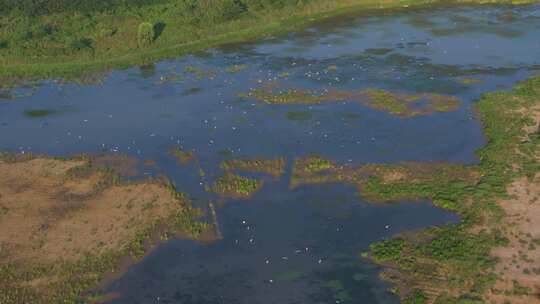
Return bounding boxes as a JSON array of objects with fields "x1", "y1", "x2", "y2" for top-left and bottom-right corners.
[
  {"x1": 210, "y1": 173, "x2": 263, "y2": 199},
  {"x1": 220, "y1": 157, "x2": 286, "y2": 178},
  {"x1": 274, "y1": 270, "x2": 305, "y2": 281},
  {"x1": 364, "y1": 48, "x2": 394, "y2": 56},
  {"x1": 225, "y1": 64, "x2": 249, "y2": 73},
  {"x1": 182, "y1": 87, "x2": 203, "y2": 96},
  {"x1": 24, "y1": 109, "x2": 57, "y2": 118},
  {"x1": 243, "y1": 83, "x2": 460, "y2": 117},
  {"x1": 361, "y1": 89, "x2": 461, "y2": 117},
  {"x1": 457, "y1": 77, "x2": 483, "y2": 85},
  {"x1": 246, "y1": 83, "x2": 327, "y2": 105},
  {"x1": 285, "y1": 110, "x2": 313, "y2": 121},
  {"x1": 184, "y1": 66, "x2": 216, "y2": 80},
  {"x1": 325, "y1": 65, "x2": 339, "y2": 72},
  {"x1": 324, "y1": 280, "x2": 353, "y2": 302}
]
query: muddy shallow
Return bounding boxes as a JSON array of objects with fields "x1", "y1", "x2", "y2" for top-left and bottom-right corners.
[{"x1": 1, "y1": 3, "x2": 540, "y2": 304}]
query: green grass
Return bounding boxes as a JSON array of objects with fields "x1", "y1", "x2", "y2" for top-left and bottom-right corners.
[{"x1": 1, "y1": 0, "x2": 538, "y2": 81}]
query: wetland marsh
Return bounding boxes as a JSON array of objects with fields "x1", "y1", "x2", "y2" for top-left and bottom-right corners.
[{"x1": 1, "y1": 3, "x2": 540, "y2": 304}]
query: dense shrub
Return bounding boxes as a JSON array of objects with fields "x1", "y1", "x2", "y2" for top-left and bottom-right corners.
[
  {"x1": 0, "y1": 0, "x2": 315, "y2": 16},
  {"x1": 137, "y1": 22, "x2": 155, "y2": 47},
  {"x1": 70, "y1": 38, "x2": 93, "y2": 52},
  {"x1": 0, "y1": 0, "x2": 170, "y2": 16}
]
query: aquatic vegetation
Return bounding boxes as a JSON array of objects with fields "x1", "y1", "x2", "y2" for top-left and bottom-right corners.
[
  {"x1": 182, "y1": 87, "x2": 203, "y2": 96},
  {"x1": 343, "y1": 113, "x2": 361, "y2": 120},
  {"x1": 274, "y1": 270, "x2": 305, "y2": 281},
  {"x1": 293, "y1": 155, "x2": 339, "y2": 176},
  {"x1": 325, "y1": 65, "x2": 338, "y2": 72},
  {"x1": 291, "y1": 155, "x2": 476, "y2": 200},
  {"x1": 285, "y1": 110, "x2": 313, "y2": 121},
  {"x1": 406, "y1": 15, "x2": 438, "y2": 28},
  {"x1": 361, "y1": 89, "x2": 460, "y2": 117},
  {"x1": 243, "y1": 83, "x2": 460, "y2": 117},
  {"x1": 225, "y1": 64, "x2": 248, "y2": 73},
  {"x1": 217, "y1": 148, "x2": 234, "y2": 157},
  {"x1": 23, "y1": 109, "x2": 56, "y2": 118},
  {"x1": 290, "y1": 155, "x2": 343, "y2": 188},
  {"x1": 278, "y1": 72, "x2": 290, "y2": 78},
  {"x1": 210, "y1": 173, "x2": 263, "y2": 199},
  {"x1": 364, "y1": 48, "x2": 394, "y2": 56},
  {"x1": 369, "y1": 239, "x2": 405, "y2": 263},
  {"x1": 361, "y1": 89, "x2": 409, "y2": 116},
  {"x1": 457, "y1": 77, "x2": 483, "y2": 85},
  {"x1": 303, "y1": 155, "x2": 336, "y2": 173},
  {"x1": 324, "y1": 279, "x2": 352, "y2": 302},
  {"x1": 155, "y1": 73, "x2": 185, "y2": 85},
  {"x1": 184, "y1": 66, "x2": 216, "y2": 79},
  {"x1": 0, "y1": 155, "x2": 209, "y2": 304},
  {"x1": 171, "y1": 147, "x2": 197, "y2": 166},
  {"x1": 220, "y1": 157, "x2": 286, "y2": 178},
  {"x1": 246, "y1": 83, "x2": 327, "y2": 105},
  {"x1": 0, "y1": 91, "x2": 13, "y2": 100},
  {"x1": 365, "y1": 76, "x2": 540, "y2": 303}
]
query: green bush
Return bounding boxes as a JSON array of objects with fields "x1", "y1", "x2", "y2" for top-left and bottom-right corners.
[
  {"x1": 370, "y1": 239, "x2": 405, "y2": 262},
  {"x1": 70, "y1": 38, "x2": 93, "y2": 52},
  {"x1": 137, "y1": 22, "x2": 154, "y2": 47}
]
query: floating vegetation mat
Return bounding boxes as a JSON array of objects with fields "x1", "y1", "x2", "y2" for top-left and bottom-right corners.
[
  {"x1": 242, "y1": 82, "x2": 460, "y2": 117},
  {"x1": 220, "y1": 157, "x2": 286, "y2": 178}
]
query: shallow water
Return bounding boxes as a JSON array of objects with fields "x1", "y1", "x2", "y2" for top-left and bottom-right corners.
[{"x1": 1, "y1": 3, "x2": 540, "y2": 303}]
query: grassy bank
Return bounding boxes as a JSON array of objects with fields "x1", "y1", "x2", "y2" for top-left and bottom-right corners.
[
  {"x1": 0, "y1": 0, "x2": 538, "y2": 81},
  {"x1": 366, "y1": 76, "x2": 540, "y2": 303}
]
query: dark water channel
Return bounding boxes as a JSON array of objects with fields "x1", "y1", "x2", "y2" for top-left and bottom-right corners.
[{"x1": 1, "y1": 4, "x2": 540, "y2": 304}]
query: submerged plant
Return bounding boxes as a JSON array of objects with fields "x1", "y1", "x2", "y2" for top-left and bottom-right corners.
[{"x1": 24, "y1": 109, "x2": 56, "y2": 118}]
